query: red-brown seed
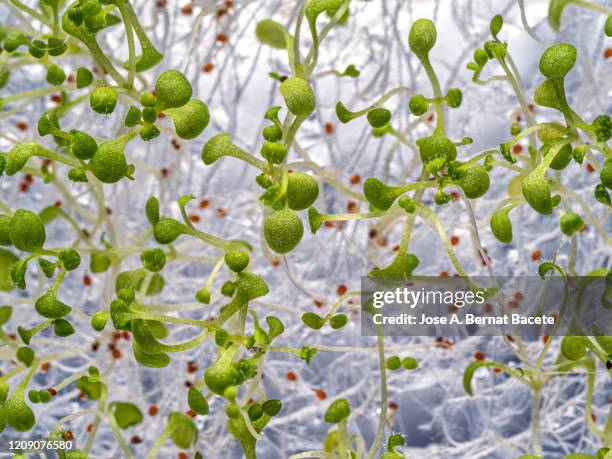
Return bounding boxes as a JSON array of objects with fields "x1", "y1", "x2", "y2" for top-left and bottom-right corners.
[
  {"x1": 350, "y1": 174, "x2": 361, "y2": 185},
  {"x1": 286, "y1": 371, "x2": 297, "y2": 381},
  {"x1": 450, "y1": 236, "x2": 459, "y2": 246},
  {"x1": 474, "y1": 351, "x2": 485, "y2": 361},
  {"x1": 604, "y1": 48, "x2": 612, "y2": 59},
  {"x1": 148, "y1": 405, "x2": 159, "y2": 416},
  {"x1": 83, "y1": 275, "x2": 92, "y2": 286},
  {"x1": 181, "y1": 4, "x2": 192, "y2": 14},
  {"x1": 531, "y1": 250, "x2": 541, "y2": 261},
  {"x1": 16, "y1": 121, "x2": 28, "y2": 131},
  {"x1": 199, "y1": 199, "x2": 209, "y2": 208},
  {"x1": 315, "y1": 389, "x2": 327, "y2": 400},
  {"x1": 336, "y1": 284, "x2": 348, "y2": 295},
  {"x1": 512, "y1": 144, "x2": 523, "y2": 154},
  {"x1": 189, "y1": 214, "x2": 200, "y2": 223},
  {"x1": 324, "y1": 123, "x2": 334, "y2": 135},
  {"x1": 131, "y1": 436, "x2": 142, "y2": 444},
  {"x1": 586, "y1": 163, "x2": 595, "y2": 173},
  {"x1": 203, "y1": 63, "x2": 214, "y2": 73}
]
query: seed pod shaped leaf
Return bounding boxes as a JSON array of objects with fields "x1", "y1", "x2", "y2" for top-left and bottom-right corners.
[
  {"x1": 541, "y1": 141, "x2": 572, "y2": 170},
  {"x1": 59, "y1": 249, "x2": 81, "y2": 270},
  {"x1": 287, "y1": 172, "x2": 319, "y2": 210},
  {"x1": 202, "y1": 133, "x2": 248, "y2": 165},
  {"x1": 263, "y1": 208, "x2": 304, "y2": 254},
  {"x1": 522, "y1": 173, "x2": 552, "y2": 215},
  {"x1": 165, "y1": 99, "x2": 210, "y2": 140},
  {"x1": 6, "y1": 142, "x2": 47, "y2": 176},
  {"x1": 606, "y1": 15, "x2": 612, "y2": 37},
  {"x1": 140, "y1": 248, "x2": 166, "y2": 272},
  {"x1": 88, "y1": 139, "x2": 128, "y2": 184},
  {"x1": 10, "y1": 210, "x2": 46, "y2": 252},
  {"x1": 153, "y1": 218, "x2": 186, "y2": 244},
  {"x1": 408, "y1": 18, "x2": 437, "y2": 59},
  {"x1": 539, "y1": 43, "x2": 576, "y2": 82},
  {"x1": 600, "y1": 159, "x2": 612, "y2": 189},
  {"x1": 534, "y1": 79, "x2": 563, "y2": 111},
  {"x1": 363, "y1": 178, "x2": 405, "y2": 211},
  {"x1": 110, "y1": 402, "x2": 143, "y2": 429},
  {"x1": 146, "y1": 197, "x2": 160, "y2": 226},
  {"x1": 35, "y1": 292, "x2": 71, "y2": 319},
  {"x1": 560, "y1": 335, "x2": 587, "y2": 360},
  {"x1": 490, "y1": 209, "x2": 513, "y2": 243},
  {"x1": 155, "y1": 70, "x2": 192, "y2": 111},
  {"x1": 0, "y1": 215, "x2": 12, "y2": 246},
  {"x1": 280, "y1": 77, "x2": 316, "y2": 117},
  {"x1": 76, "y1": 67, "x2": 93, "y2": 88},
  {"x1": 324, "y1": 398, "x2": 350, "y2": 424},
  {"x1": 5, "y1": 389, "x2": 35, "y2": 431},
  {"x1": 168, "y1": 412, "x2": 198, "y2": 449}
]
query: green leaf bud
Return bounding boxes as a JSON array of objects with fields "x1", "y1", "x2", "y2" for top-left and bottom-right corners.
[
  {"x1": 287, "y1": 172, "x2": 319, "y2": 210},
  {"x1": 234, "y1": 271, "x2": 269, "y2": 301},
  {"x1": 29, "y1": 39, "x2": 46, "y2": 58},
  {"x1": 140, "y1": 92, "x2": 156, "y2": 107},
  {"x1": 88, "y1": 139, "x2": 129, "y2": 183},
  {"x1": 305, "y1": 0, "x2": 344, "y2": 34},
  {"x1": 90, "y1": 252, "x2": 111, "y2": 273},
  {"x1": 522, "y1": 173, "x2": 552, "y2": 215},
  {"x1": 76, "y1": 67, "x2": 93, "y2": 88},
  {"x1": 91, "y1": 311, "x2": 109, "y2": 331},
  {"x1": 473, "y1": 48, "x2": 488, "y2": 67},
  {"x1": 366, "y1": 108, "x2": 391, "y2": 128},
  {"x1": 280, "y1": 77, "x2": 316, "y2": 117},
  {"x1": 140, "y1": 124, "x2": 160, "y2": 141},
  {"x1": 54, "y1": 318, "x2": 75, "y2": 337},
  {"x1": 484, "y1": 40, "x2": 507, "y2": 60},
  {"x1": 260, "y1": 142, "x2": 288, "y2": 164},
  {"x1": 408, "y1": 18, "x2": 436, "y2": 59},
  {"x1": 59, "y1": 248, "x2": 81, "y2": 270},
  {"x1": 16, "y1": 346, "x2": 35, "y2": 366},
  {"x1": 329, "y1": 314, "x2": 347, "y2": 329},
  {"x1": 324, "y1": 398, "x2": 350, "y2": 424},
  {"x1": 398, "y1": 196, "x2": 415, "y2": 213},
  {"x1": 118, "y1": 288, "x2": 136, "y2": 304},
  {"x1": 363, "y1": 178, "x2": 406, "y2": 211},
  {"x1": 539, "y1": 43, "x2": 576, "y2": 82},
  {"x1": 417, "y1": 133, "x2": 457, "y2": 165},
  {"x1": 262, "y1": 399, "x2": 282, "y2": 416},
  {"x1": 70, "y1": 130, "x2": 98, "y2": 160},
  {"x1": 600, "y1": 159, "x2": 612, "y2": 189},
  {"x1": 490, "y1": 209, "x2": 513, "y2": 243},
  {"x1": 153, "y1": 218, "x2": 186, "y2": 244},
  {"x1": 560, "y1": 335, "x2": 587, "y2": 360},
  {"x1": 164, "y1": 99, "x2": 210, "y2": 140},
  {"x1": 146, "y1": 197, "x2": 160, "y2": 225},
  {"x1": 434, "y1": 189, "x2": 451, "y2": 206},
  {"x1": 3, "y1": 31, "x2": 28, "y2": 53},
  {"x1": 221, "y1": 281, "x2": 236, "y2": 297},
  {"x1": 38, "y1": 258, "x2": 56, "y2": 278},
  {"x1": 38, "y1": 111, "x2": 60, "y2": 136},
  {"x1": 489, "y1": 14, "x2": 503, "y2": 39},
  {"x1": 262, "y1": 124, "x2": 283, "y2": 142},
  {"x1": 5, "y1": 388, "x2": 35, "y2": 431},
  {"x1": 302, "y1": 312, "x2": 325, "y2": 329},
  {"x1": 188, "y1": 387, "x2": 209, "y2": 415},
  {"x1": 90, "y1": 86, "x2": 118, "y2": 115},
  {"x1": 409, "y1": 94, "x2": 429, "y2": 116},
  {"x1": 266, "y1": 316, "x2": 284, "y2": 339},
  {"x1": 225, "y1": 250, "x2": 250, "y2": 273},
  {"x1": 140, "y1": 248, "x2": 166, "y2": 272},
  {"x1": 592, "y1": 115, "x2": 612, "y2": 143},
  {"x1": 369, "y1": 252, "x2": 419, "y2": 282},
  {"x1": 68, "y1": 167, "x2": 89, "y2": 183},
  {"x1": 195, "y1": 288, "x2": 210, "y2": 304},
  {"x1": 0, "y1": 215, "x2": 11, "y2": 246},
  {"x1": 155, "y1": 70, "x2": 192, "y2": 111},
  {"x1": 401, "y1": 356, "x2": 419, "y2": 370},
  {"x1": 263, "y1": 208, "x2": 304, "y2": 254},
  {"x1": 606, "y1": 15, "x2": 612, "y2": 37},
  {"x1": 10, "y1": 209, "x2": 46, "y2": 252},
  {"x1": 386, "y1": 356, "x2": 401, "y2": 370},
  {"x1": 457, "y1": 165, "x2": 490, "y2": 199},
  {"x1": 28, "y1": 390, "x2": 40, "y2": 403},
  {"x1": 223, "y1": 385, "x2": 239, "y2": 401},
  {"x1": 35, "y1": 292, "x2": 71, "y2": 319},
  {"x1": 141, "y1": 107, "x2": 157, "y2": 124},
  {"x1": 124, "y1": 105, "x2": 142, "y2": 127},
  {"x1": 46, "y1": 64, "x2": 65, "y2": 86},
  {"x1": 38, "y1": 389, "x2": 51, "y2": 403},
  {"x1": 445, "y1": 88, "x2": 462, "y2": 108},
  {"x1": 110, "y1": 402, "x2": 143, "y2": 429},
  {"x1": 307, "y1": 207, "x2": 324, "y2": 234},
  {"x1": 255, "y1": 19, "x2": 288, "y2": 49},
  {"x1": 6, "y1": 142, "x2": 47, "y2": 176},
  {"x1": 560, "y1": 212, "x2": 584, "y2": 236}
]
